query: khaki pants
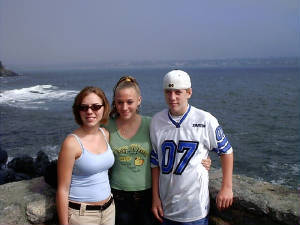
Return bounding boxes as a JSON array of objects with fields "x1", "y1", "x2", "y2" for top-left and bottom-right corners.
[{"x1": 68, "y1": 201, "x2": 115, "y2": 225}]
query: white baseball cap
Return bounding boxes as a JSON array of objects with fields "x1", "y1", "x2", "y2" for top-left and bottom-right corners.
[{"x1": 163, "y1": 70, "x2": 191, "y2": 90}]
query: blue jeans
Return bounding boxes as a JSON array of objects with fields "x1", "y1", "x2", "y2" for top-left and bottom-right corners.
[
  {"x1": 162, "y1": 216, "x2": 208, "y2": 225},
  {"x1": 112, "y1": 188, "x2": 159, "y2": 225}
]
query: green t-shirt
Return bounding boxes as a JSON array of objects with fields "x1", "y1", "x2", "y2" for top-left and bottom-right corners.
[{"x1": 105, "y1": 116, "x2": 152, "y2": 191}]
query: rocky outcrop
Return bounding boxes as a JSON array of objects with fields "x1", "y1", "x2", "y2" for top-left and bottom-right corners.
[
  {"x1": 0, "y1": 61, "x2": 19, "y2": 77},
  {"x1": 0, "y1": 177, "x2": 56, "y2": 225},
  {"x1": 209, "y1": 169, "x2": 299, "y2": 225},
  {"x1": 0, "y1": 151, "x2": 51, "y2": 185},
  {"x1": 0, "y1": 168, "x2": 298, "y2": 225}
]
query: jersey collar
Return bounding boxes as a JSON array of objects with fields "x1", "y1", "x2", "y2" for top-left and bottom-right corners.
[{"x1": 168, "y1": 105, "x2": 191, "y2": 128}]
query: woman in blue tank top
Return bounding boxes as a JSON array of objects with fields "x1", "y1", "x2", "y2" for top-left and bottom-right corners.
[{"x1": 56, "y1": 86, "x2": 115, "y2": 225}]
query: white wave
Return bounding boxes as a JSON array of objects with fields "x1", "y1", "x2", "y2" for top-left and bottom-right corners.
[
  {"x1": 41, "y1": 145, "x2": 60, "y2": 161},
  {"x1": 267, "y1": 161, "x2": 299, "y2": 174},
  {"x1": 270, "y1": 178, "x2": 286, "y2": 186},
  {"x1": 290, "y1": 163, "x2": 300, "y2": 175},
  {"x1": 0, "y1": 85, "x2": 78, "y2": 109}
]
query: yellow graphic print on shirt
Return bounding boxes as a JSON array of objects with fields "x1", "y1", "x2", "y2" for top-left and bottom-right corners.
[
  {"x1": 115, "y1": 144, "x2": 148, "y2": 172},
  {"x1": 134, "y1": 157, "x2": 144, "y2": 166}
]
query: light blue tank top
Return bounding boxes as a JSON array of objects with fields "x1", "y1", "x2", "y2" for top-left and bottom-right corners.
[{"x1": 68, "y1": 128, "x2": 115, "y2": 202}]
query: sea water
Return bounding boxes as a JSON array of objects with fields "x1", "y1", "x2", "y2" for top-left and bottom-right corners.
[{"x1": 0, "y1": 66, "x2": 299, "y2": 189}]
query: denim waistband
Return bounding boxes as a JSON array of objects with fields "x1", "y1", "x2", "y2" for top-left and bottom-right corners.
[{"x1": 112, "y1": 188, "x2": 151, "y2": 201}]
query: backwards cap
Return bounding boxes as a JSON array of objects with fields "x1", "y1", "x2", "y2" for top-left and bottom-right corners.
[{"x1": 163, "y1": 69, "x2": 191, "y2": 90}]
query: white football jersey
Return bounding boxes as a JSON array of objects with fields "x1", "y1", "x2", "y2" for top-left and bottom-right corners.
[{"x1": 150, "y1": 105, "x2": 232, "y2": 222}]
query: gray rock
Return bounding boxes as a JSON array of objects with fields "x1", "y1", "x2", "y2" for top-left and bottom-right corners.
[
  {"x1": 0, "y1": 149, "x2": 8, "y2": 167},
  {"x1": 0, "y1": 177, "x2": 56, "y2": 225},
  {"x1": 26, "y1": 198, "x2": 56, "y2": 224},
  {"x1": 209, "y1": 168, "x2": 299, "y2": 225},
  {"x1": 34, "y1": 150, "x2": 51, "y2": 177},
  {"x1": 0, "y1": 204, "x2": 31, "y2": 225},
  {"x1": 0, "y1": 169, "x2": 298, "y2": 225},
  {"x1": 7, "y1": 155, "x2": 35, "y2": 176}
]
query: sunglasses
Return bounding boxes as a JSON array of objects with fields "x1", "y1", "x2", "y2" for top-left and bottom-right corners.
[{"x1": 78, "y1": 104, "x2": 104, "y2": 112}]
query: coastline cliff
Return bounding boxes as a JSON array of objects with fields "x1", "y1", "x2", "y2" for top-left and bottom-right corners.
[{"x1": 0, "y1": 61, "x2": 19, "y2": 77}]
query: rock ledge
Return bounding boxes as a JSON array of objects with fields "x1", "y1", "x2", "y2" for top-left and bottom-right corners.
[{"x1": 0, "y1": 169, "x2": 298, "y2": 225}]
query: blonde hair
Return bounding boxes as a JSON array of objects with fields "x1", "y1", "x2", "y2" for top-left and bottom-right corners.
[{"x1": 110, "y1": 76, "x2": 141, "y2": 119}]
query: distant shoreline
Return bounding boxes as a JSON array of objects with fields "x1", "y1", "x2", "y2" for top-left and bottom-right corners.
[{"x1": 5, "y1": 57, "x2": 300, "y2": 71}]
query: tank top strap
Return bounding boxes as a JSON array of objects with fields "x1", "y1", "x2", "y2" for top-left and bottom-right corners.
[
  {"x1": 99, "y1": 127, "x2": 109, "y2": 145},
  {"x1": 70, "y1": 134, "x2": 84, "y2": 151}
]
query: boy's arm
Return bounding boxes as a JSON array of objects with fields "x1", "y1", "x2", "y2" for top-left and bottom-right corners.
[
  {"x1": 151, "y1": 167, "x2": 164, "y2": 223},
  {"x1": 216, "y1": 152, "x2": 233, "y2": 210}
]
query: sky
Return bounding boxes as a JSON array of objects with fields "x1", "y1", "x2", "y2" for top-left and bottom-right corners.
[{"x1": 0, "y1": 0, "x2": 299, "y2": 66}]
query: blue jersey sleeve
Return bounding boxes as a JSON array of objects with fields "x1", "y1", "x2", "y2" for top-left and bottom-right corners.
[{"x1": 208, "y1": 117, "x2": 233, "y2": 156}]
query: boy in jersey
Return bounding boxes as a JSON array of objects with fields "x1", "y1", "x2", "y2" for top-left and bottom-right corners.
[{"x1": 150, "y1": 70, "x2": 233, "y2": 225}]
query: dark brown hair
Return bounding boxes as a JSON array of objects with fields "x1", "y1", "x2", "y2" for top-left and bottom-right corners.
[
  {"x1": 110, "y1": 76, "x2": 141, "y2": 119},
  {"x1": 72, "y1": 86, "x2": 110, "y2": 125}
]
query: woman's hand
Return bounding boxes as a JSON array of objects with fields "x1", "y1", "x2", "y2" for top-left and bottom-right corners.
[{"x1": 201, "y1": 156, "x2": 211, "y2": 171}]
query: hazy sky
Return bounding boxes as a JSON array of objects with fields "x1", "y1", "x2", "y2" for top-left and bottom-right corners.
[{"x1": 1, "y1": 0, "x2": 299, "y2": 65}]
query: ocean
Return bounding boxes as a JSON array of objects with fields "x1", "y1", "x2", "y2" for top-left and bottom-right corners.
[{"x1": 0, "y1": 65, "x2": 299, "y2": 189}]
